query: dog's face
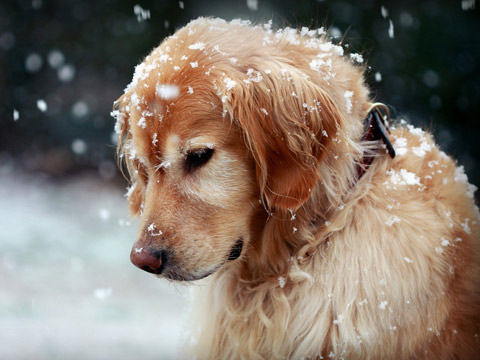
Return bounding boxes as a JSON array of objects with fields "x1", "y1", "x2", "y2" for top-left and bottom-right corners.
[
  {"x1": 117, "y1": 79, "x2": 260, "y2": 281},
  {"x1": 114, "y1": 18, "x2": 367, "y2": 281}
]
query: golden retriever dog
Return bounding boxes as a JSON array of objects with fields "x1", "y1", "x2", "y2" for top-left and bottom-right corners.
[{"x1": 113, "y1": 18, "x2": 480, "y2": 359}]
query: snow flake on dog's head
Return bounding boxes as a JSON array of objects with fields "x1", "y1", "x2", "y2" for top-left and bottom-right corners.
[{"x1": 156, "y1": 84, "x2": 180, "y2": 100}]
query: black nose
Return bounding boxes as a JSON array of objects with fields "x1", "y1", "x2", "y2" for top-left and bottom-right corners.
[{"x1": 130, "y1": 247, "x2": 167, "y2": 274}]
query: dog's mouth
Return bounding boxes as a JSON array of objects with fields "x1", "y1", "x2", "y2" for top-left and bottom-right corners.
[
  {"x1": 227, "y1": 237, "x2": 244, "y2": 261},
  {"x1": 159, "y1": 237, "x2": 244, "y2": 282}
]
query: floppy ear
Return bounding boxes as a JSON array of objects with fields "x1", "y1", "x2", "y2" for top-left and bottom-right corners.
[
  {"x1": 112, "y1": 94, "x2": 144, "y2": 216},
  {"x1": 223, "y1": 65, "x2": 343, "y2": 211}
]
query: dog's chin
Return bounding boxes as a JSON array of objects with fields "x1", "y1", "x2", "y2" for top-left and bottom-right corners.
[
  {"x1": 160, "y1": 265, "x2": 221, "y2": 282},
  {"x1": 160, "y1": 238, "x2": 245, "y2": 282}
]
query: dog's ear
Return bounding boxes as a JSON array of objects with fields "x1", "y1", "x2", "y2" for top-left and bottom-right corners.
[
  {"x1": 222, "y1": 65, "x2": 343, "y2": 211},
  {"x1": 113, "y1": 94, "x2": 144, "y2": 216}
]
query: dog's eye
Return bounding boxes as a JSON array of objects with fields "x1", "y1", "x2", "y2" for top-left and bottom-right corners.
[{"x1": 185, "y1": 148, "x2": 214, "y2": 172}]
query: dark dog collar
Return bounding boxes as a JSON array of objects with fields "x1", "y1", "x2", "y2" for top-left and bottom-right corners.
[{"x1": 356, "y1": 103, "x2": 396, "y2": 180}]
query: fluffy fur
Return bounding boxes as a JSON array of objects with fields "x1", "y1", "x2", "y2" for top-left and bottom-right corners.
[{"x1": 113, "y1": 18, "x2": 480, "y2": 359}]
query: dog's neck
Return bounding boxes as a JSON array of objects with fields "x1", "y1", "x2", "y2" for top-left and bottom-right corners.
[{"x1": 241, "y1": 107, "x2": 385, "y2": 281}]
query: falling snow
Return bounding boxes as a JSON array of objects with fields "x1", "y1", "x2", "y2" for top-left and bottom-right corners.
[
  {"x1": 381, "y1": 6, "x2": 389, "y2": 18},
  {"x1": 247, "y1": 0, "x2": 259, "y2": 11},
  {"x1": 133, "y1": 5, "x2": 150, "y2": 22},
  {"x1": 388, "y1": 20, "x2": 394, "y2": 39},
  {"x1": 93, "y1": 287, "x2": 112, "y2": 301},
  {"x1": 37, "y1": 99, "x2": 47, "y2": 112},
  {"x1": 461, "y1": 0, "x2": 476, "y2": 10}
]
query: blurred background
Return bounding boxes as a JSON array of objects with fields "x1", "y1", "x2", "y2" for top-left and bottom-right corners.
[{"x1": 0, "y1": 0, "x2": 478, "y2": 359}]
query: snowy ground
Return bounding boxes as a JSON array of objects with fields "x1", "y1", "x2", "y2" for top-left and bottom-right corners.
[{"x1": 0, "y1": 170, "x2": 191, "y2": 360}]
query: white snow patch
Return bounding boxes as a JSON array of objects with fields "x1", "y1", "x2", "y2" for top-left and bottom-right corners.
[
  {"x1": 454, "y1": 165, "x2": 477, "y2": 199},
  {"x1": 190, "y1": 61, "x2": 198, "y2": 68},
  {"x1": 260, "y1": 108, "x2": 268, "y2": 115},
  {"x1": 461, "y1": 218, "x2": 472, "y2": 234},
  {"x1": 407, "y1": 125, "x2": 425, "y2": 138},
  {"x1": 406, "y1": 125, "x2": 432, "y2": 157},
  {"x1": 393, "y1": 137, "x2": 408, "y2": 156},
  {"x1": 404, "y1": 257, "x2": 414, "y2": 264},
  {"x1": 156, "y1": 84, "x2": 180, "y2": 100},
  {"x1": 358, "y1": 299, "x2": 368, "y2": 306},
  {"x1": 137, "y1": 117, "x2": 147, "y2": 129},
  {"x1": 147, "y1": 223, "x2": 163, "y2": 236},
  {"x1": 187, "y1": 86, "x2": 194, "y2": 94},
  {"x1": 384, "y1": 168, "x2": 422, "y2": 188},
  {"x1": 386, "y1": 215, "x2": 401, "y2": 227},
  {"x1": 125, "y1": 183, "x2": 137, "y2": 198},
  {"x1": 412, "y1": 141, "x2": 432, "y2": 157},
  {"x1": 224, "y1": 77, "x2": 237, "y2": 90},
  {"x1": 440, "y1": 238, "x2": 450, "y2": 247},
  {"x1": 333, "y1": 314, "x2": 344, "y2": 325},
  {"x1": 344, "y1": 91, "x2": 354, "y2": 114},
  {"x1": 278, "y1": 276, "x2": 286, "y2": 288},
  {"x1": 13, "y1": 109, "x2": 19, "y2": 121},
  {"x1": 188, "y1": 42, "x2": 205, "y2": 50},
  {"x1": 349, "y1": 53, "x2": 364, "y2": 63},
  {"x1": 379, "y1": 301, "x2": 388, "y2": 310}
]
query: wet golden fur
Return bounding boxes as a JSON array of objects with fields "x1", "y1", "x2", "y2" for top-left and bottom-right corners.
[{"x1": 114, "y1": 18, "x2": 480, "y2": 359}]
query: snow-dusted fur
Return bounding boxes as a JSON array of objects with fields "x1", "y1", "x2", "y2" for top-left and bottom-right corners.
[{"x1": 114, "y1": 18, "x2": 480, "y2": 359}]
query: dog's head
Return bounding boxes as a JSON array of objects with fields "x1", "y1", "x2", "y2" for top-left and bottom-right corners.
[{"x1": 113, "y1": 18, "x2": 368, "y2": 281}]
